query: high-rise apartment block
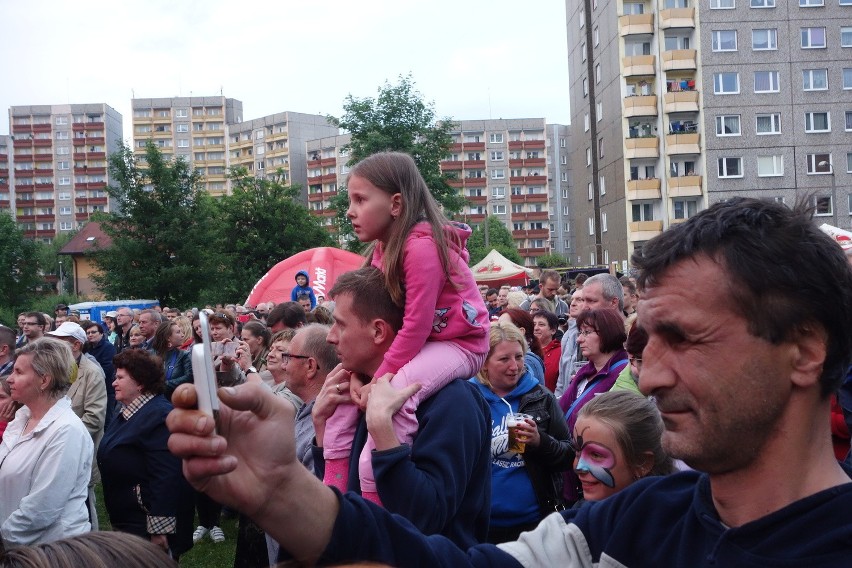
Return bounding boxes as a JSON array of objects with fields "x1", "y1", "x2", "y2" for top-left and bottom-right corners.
[
  {"x1": 131, "y1": 97, "x2": 336, "y2": 198},
  {"x1": 567, "y1": 0, "x2": 852, "y2": 268},
  {"x1": 306, "y1": 134, "x2": 352, "y2": 234},
  {"x1": 441, "y1": 119, "x2": 573, "y2": 267},
  {"x1": 3, "y1": 104, "x2": 122, "y2": 242}
]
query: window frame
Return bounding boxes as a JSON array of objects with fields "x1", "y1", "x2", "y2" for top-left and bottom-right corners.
[
  {"x1": 712, "y1": 29, "x2": 739, "y2": 52},
  {"x1": 801, "y1": 27, "x2": 827, "y2": 49},
  {"x1": 804, "y1": 111, "x2": 831, "y2": 133},
  {"x1": 752, "y1": 28, "x2": 778, "y2": 50},
  {"x1": 806, "y1": 153, "x2": 832, "y2": 175},
  {"x1": 717, "y1": 156, "x2": 744, "y2": 178},
  {"x1": 757, "y1": 155, "x2": 784, "y2": 177},
  {"x1": 753, "y1": 70, "x2": 780, "y2": 93},
  {"x1": 713, "y1": 72, "x2": 741, "y2": 94},
  {"x1": 715, "y1": 114, "x2": 742, "y2": 136},
  {"x1": 802, "y1": 69, "x2": 829, "y2": 91}
]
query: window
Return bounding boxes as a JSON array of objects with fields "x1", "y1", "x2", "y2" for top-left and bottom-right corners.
[
  {"x1": 803, "y1": 69, "x2": 828, "y2": 90},
  {"x1": 751, "y1": 0, "x2": 775, "y2": 6},
  {"x1": 492, "y1": 204, "x2": 506, "y2": 215},
  {"x1": 59, "y1": 222, "x2": 73, "y2": 231},
  {"x1": 594, "y1": 26, "x2": 600, "y2": 46},
  {"x1": 843, "y1": 68, "x2": 852, "y2": 89},
  {"x1": 58, "y1": 177, "x2": 70, "y2": 186},
  {"x1": 177, "y1": 139, "x2": 190, "y2": 148},
  {"x1": 598, "y1": 138, "x2": 604, "y2": 158},
  {"x1": 813, "y1": 196, "x2": 833, "y2": 216},
  {"x1": 177, "y1": 124, "x2": 189, "y2": 133},
  {"x1": 805, "y1": 112, "x2": 831, "y2": 132},
  {"x1": 58, "y1": 192, "x2": 70, "y2": 200},
  {"x1": 492, "y1": 186, "x2": 505, "y2": 198},
  {"x1": 57, "y1": 161, "x2": 69, "y2": 170},
  {"x1": 596, "y1": 102, "x2": 603, "y2": 121},
  {"x1": 601, "y1": 212, "x2": 608, "y2": 232},
  {"x1": 579, "y1": 8, "x2": 584, "y2": 27},
  {"x1": 491, "y1": 169, "x2": 505, "y2": 179},
  {"x1": 59, "y1": 206, "x2": 71, "y2": 215},
  {"x1": 714, "y1": 72, "x2": 740, "y2": 94},
  {"x1": 716, "y1": 115, "x2": 742, "y2": 136},
  {"x1": 673, "y1": 199, "x2": 698, "y2": 220},
  {"x1": 801, "y1": 27, "x2": 827, "y2": 48},
  {"x1": 55, "y1": 147, "x2": 69, "y2": 155},
  {"x1": 754, "y1": 71, "x2": 780, "y2": 93},
  {"x1": 712, "y1": 30, "x2": 738, "y2": 51},
  {"x1": 711, "y1": 0, "x2": 735, "y2": 7},
  {"x1": 586, "y1": 148, "x2": 592, "y2": 166},
  {"x1": 757, "y1": 155, "x2": 784, "y2": 176},
  {"x1": 581, "y1": 41, "x2": 587, "y2": 62},
  {"x1": 599, "y1": 175, "x2": 606, "y2": 195},
  {"x1": 490, "y1": 151, "x2": 504, "y2": 161},
  {"x1": 799, "y1": 0, "x2": 824, "y2": 5},
  {"x1": 806, "y1": 153, "x2": 832, "y2": 174},
  {"x1": 583, "y1": 78, "x2": 589, "y2": 97},
  {"x1": 624, "y1": 2, "x2": 645, "y2": 14},
  {"x1": 717, "y1": 157, "x2": 743, "y2": 178},
  {"x1": 588, "y1": 182, "x2": 593, "y2": 200},
  {"x1": 842, "y1": 0, "x2": 852, "y2": 5},
  {"x1": 175, "y1": 109, "x2": 188, "y2": 118},
  {"x1": 584, "y1": 113, "x2": 590, "y2": 132},
  {"x1": 848, "y1": 152, "x2": 852, "y2": 173},
  {"x1": 55, "y1": 131, "x2": 68, "y2": 140},
  {"x1": 756, "y1": 113, "x2": 782, "y2": 134},
  {"x1": 595, "y1": 64, "x2": 601, "y2": 84},
  {"x1": 55, "y1": 116, "x2": 68, "y2": 125},
  {"x1": 588, "y1": 217, "x2": 595, "y2": 235},
  {"x1": 752, "y1": 29, "x2": 777, "y2": 50},
  {"x1": 632, "y1": 203, "x2": 654, "y2": 221},
  {"x1": 489, "y1": 133, "x2": 504, "y2": 143},
  {"x1": 846, "y1": 111, "x2": 852, "y2": 131},
  {"x1": 842, "y1": 27, "x2": 852, "y2": 47}
]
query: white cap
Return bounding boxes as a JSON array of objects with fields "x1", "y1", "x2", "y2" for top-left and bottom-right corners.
[
  {"x1": 47, "y1": 322, "x2": 87, "y2": 344},
  {"x1": 105, "y1": 311, "x2": 118, "y2": 318}
]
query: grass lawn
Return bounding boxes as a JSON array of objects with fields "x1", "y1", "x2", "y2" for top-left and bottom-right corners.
[{"x1": 94, "y1": 483, "x2": 238, "y2": 567}]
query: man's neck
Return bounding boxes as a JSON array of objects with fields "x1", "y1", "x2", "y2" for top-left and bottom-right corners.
[{"x1": 709, "y1": 399, "x2": 850, "y2": 527}]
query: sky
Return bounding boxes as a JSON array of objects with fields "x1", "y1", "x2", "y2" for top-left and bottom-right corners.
[{"x1": 0, "y1": 0, "x2": 572, "y2": 143}]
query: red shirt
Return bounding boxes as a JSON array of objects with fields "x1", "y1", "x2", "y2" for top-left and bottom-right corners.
[{"x1": 541, "y1": 338, "x2": 562, "y2": 393}]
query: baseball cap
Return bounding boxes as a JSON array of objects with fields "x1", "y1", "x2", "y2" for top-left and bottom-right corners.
[
  {"x1": 104, "y1": 311, "x2": 118, "y2": 318},
  {"x1": 47, "y1": 322, "x2": 87, "y2": 344},
  {"x1": 55, "y1": 303, "x2": 69, "y2": 311}
]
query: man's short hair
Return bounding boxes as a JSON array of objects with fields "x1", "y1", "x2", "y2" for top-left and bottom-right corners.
[
  {"x1": 620, "y1": 276, "x2": 637, "y2": 297},
  {"x1": 138, "y1": 309, "x2": 162, "y2": 324},
  {"x1": 25, "y1": 312, "x2": 47, "y2": 328},
  {"x1": 632, "y1": 197, "x2": 852, "y2": 396},
  {"x1": 297, "y1": 292, "x2": 311, "y2": 302},
  {"x1": 486, "y1": 288, "x2": 498, "y2": 297},
  {"x1": 0, "y1": 325, "x2": 16, "y2": 352},
  {"x1": 574, "y1": 273, "x2": 589, "y2": 286},
  {"x1": 585, "y1": 273, "x2": 625, "y2": 312},
  {"x1": 267, "y1": 302, "x2": 307, "y2": 329},
  {"x1": 329, "y1": 267, "x2": 404, "y2": 333},
  {"x1": 297, "y1": 324, "x2": 340, "y2": 373},
  {"x1": 539, "y1": 269, "x2": 561, "y2": 286}
]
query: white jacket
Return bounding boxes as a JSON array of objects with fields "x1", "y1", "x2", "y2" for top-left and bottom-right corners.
[{"x1": 0, "y1": 397, "x2": 93, "y2": 544}]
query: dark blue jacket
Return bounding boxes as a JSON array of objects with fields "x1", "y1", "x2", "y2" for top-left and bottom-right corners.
[
  {"x1": 312, "y1": 380, "x2": 491, "y2": 549},
  {"x1": 319, "y1": 469, "x2": 852, "y2": 567},
  {"x1": 291, "y1": 270, "x2": 317, "y2": 309},
  {"x1": 87, "y1": 328, "x2": 116, "y2": 384}
]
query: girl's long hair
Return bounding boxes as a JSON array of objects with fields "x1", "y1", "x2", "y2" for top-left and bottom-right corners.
[{"x1": 348, "y1": 152, "x2": 460, "y2": 307}]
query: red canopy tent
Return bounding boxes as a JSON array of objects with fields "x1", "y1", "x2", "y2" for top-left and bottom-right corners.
[
  {"x1": 469, "y1": 249, "x2": 534, "y2": 287},
  {"x1": 244, "y1": 247, "x2": 364, "y2": 306}
]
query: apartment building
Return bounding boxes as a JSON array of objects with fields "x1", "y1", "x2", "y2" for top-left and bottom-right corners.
[
  {"x1": 229, "y1": 112, "x2": 338, "y2": 200},
  {"x1": 305, "y1": 133, "x2": 352, "y2": 235},
  {"x1": 441, "y1": 119, "x2": 573, "y2": 267},
  {"x1": 567, "y1": 0, "x2": 852, "y2": 268},
  {"x1": 4, "y1": 104, "x2": 122, "y2": 242},
  {"x1": 131, "y1": 96, "x2": 243, "y2": 196},
  {"x1": 700, "y1": 0, "x2": 851, "y2": 226}
]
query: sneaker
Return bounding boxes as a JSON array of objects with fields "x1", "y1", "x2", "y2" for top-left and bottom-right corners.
[
  {"x1": 209, "y1": 526, "x2": 225, "y2": 543},
  {"x1": 192, "y1": 525, "x2": 209, "y2": 544}
]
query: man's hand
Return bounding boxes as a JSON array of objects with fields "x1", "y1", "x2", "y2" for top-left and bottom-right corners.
[
  {"x1": 166, "y1": 382, "x2": 339, "y2": 564},
  {"x1": 312, "y1": 364, "x2": 355, "y2": 446},
  {"x1": 365, "y1": 376, "x2": 421, "y2": 451}
]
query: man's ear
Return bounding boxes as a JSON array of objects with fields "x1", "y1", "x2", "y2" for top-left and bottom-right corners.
[
  {"x1": 372, "y1": 318, "x2": 396, "y2": 346},
  {"x1": 789, "y1": 325, "x2": 827, "y2": 389}
]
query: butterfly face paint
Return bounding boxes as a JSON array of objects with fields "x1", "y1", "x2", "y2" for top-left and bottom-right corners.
[{"x1": 574, "y1": 434, "x2": 616, "y2": 488}]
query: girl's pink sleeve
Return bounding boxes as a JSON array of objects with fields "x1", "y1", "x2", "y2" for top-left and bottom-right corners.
[{"x1": 374, "y1": 235, "x2": 445, "y2": 377}]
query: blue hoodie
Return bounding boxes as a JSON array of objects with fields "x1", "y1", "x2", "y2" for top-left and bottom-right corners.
[
  {"x1": 469, "y1": 371, "x2": 540, "y2": 527},
  {"x1": 290, "y1": 270, "x2": 317, "y2": 309}
]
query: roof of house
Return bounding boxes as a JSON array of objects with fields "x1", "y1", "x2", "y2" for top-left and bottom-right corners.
[{"x1": 59, "y1": 222, "x2": 112, "y2": 256}]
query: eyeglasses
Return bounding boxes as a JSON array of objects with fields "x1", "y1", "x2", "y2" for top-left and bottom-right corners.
[
  {"x1": 629, "y1": 356, "x2": 643, "y2": 367},
  {"x1": 23, "y1": 322, "x2": 42, "y2": 327},
  {"x1": 282, "y1": 353, "x2": 314, "y2": 367},
  {"x1": 578, "y1": 329, "x2": 598, "y2": 337}
]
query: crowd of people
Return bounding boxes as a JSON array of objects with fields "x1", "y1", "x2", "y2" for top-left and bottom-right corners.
[{"x1": 2, "y1": 151, "x2": 852, "y2": 567}]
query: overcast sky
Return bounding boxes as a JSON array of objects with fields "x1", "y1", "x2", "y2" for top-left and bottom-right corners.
[{"x1": 0, "y1": 1, "x2": 572, "y2": 142}]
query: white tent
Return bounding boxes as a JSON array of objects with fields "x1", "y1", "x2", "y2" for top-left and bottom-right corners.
[{"x1": 470, "y1": 249, "x2": 534, "y2": 285}]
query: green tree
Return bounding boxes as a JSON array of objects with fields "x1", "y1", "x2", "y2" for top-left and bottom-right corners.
[
  {"x1": 535, "y1": 252, "x2": 570, "y2": 269},
  {"x1": 328, "y1": 74, "x2": 464, "y2": 251},
  {"x1": 212, "y1": 167, "x2": 334, "y2": 301},
  {"x1": 36, "y1": 232, "x2": 75, "y2": 294},
  {"x1": 91, "y1": 142, "x2": 220, "y2": 307},
  {"x1": 0, "y1": 212, "x2": 41, "y2": 310},
  {"x1": 467, "y1": 216, "x2": 522, "y2": 266}
]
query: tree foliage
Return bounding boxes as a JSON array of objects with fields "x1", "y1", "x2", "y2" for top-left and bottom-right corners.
[
  {"x1": 212, "y1": 167, "x2": 334, "y2": 301},
  {"x1": 328, "y1": 75, "x2": 464, "y2": 251},
  {"x1": 535, "y1": 252, "x2": 570, "y2": 269},
  {"x1": 91, "y1": 142, "x2": 220, "y2": 306},
  {"x1": 467, "y1": 216, "x2": 523, "y2": 266},
  {"x1": 0, "y1": 212, "x2": 41, "y2": 310}
]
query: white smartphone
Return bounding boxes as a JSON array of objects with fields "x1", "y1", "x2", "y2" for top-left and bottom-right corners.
[{"x1": 191, "y1": 311, "x2": 220, "y2": 432}]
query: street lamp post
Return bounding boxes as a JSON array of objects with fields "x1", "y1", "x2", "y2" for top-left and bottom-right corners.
[{"x1": 58, "y1": 260, "x2": 64, "y2": 294}]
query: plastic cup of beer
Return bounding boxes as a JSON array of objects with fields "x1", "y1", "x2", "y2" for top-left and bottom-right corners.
[{"x1": 507, "y1": 413, "x2": 533, "y2": 454}]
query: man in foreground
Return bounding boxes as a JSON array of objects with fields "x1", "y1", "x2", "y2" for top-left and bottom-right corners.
[{"x1": 169, "y1": 198, "x2": 852, "y2": 566}]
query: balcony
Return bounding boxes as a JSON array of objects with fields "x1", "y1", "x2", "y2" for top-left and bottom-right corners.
[
  {"x1": 442, "y1": 160, "x2": 463, "y2": 171},
  {"x1": 665, "y1": 133, "x2": 701, "y2": 155},
  {"x1": 76, "y1": 212, "x2": 90, "y2": 221},
  {"x1": 34, "y1": 183, "x2": 54, "y2": 190},
  {"x1": 664, "y1": 91, "x2": 700, "y2": 113},
  {"x1": 518, "y1": 247, "x2": 547, "y2": 257},
  {"x1": 90, "y1": 197, "x2": 108, "y2": 206},
  {"x1": 511, "y1": 211, "x2": 549, "y2": 222},
  {"x1": 15, "y1": 169, "x2": 35, "y2": 177},
  {"x1": 32, "y1": 124, "x2": 52, "y2": 133},
  {"x1": 35, "y1": 214, "x2": 54, "y2": 222},
  {"x1": 464, "y1": 160, "x2": 486, "y2": 168},
  {"x1": 622, "y1": 55, "x2": 656, "y2": 77},
  {"x1": 619, "y1": 13, "x2": 654, "y2": 36},
  {"x1": 308, "y1": 192, "x2": 324, "y2": 202},
  {"x1": 510, "y1": 193, "x2": 548, "y2": 204},
  {"x1": 662, "y1": 49, "x2": 697, "y2": 71},
  {"x1": 629, "y1": 220, "x2": 664, "y2": 240},
  {"x1": 464, "y1": 177, "x2": 487, "y2": 187},
  {"x1": 626, "y1": 178, "x2": 662, "y2": 200},
  {"x1": 467, "y1": 195, "x2": 487, "y2": 205},
  {"x1": 660, "y1": 7, "x2": 695, "y2": 29},
  {"x1": 13, "y1": 138, "x2": 33, "y2": 148},
  {"x1": 668, "y1": 175, "x2": 703, "y2": 197},
  {"x1": 455, "y1": 213, "x2": 486, "y2": 224},
  {"x1": 624, "y1": 137, "x2": 659, "y2": 159},
  {"x1": 33, "y1": 139, "x2": 52, "y2": 147},
  {"x1": 33, "y1": 155, "x2": 53, "y2": 162},
  {"x1": 12, "y1": 124, "x2": 33, "y2": 134},
  {"x1": 17, "y1": 214, "x2": 36, "y2": 223},
  {"x1": 449, "y1": 142, "x2": 485, "y2": 152},
  {"x1": 623, "y1": 95, "x2": 658, "y2": 118},
  {"x1": 512, "y1": 229, "x2": 550, "y2": 239}
]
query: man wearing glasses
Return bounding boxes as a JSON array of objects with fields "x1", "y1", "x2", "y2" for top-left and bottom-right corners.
[
  {"x1": 20, "y1": 312, "x2": 47, "y2": 346},
  {"x1": 112, "y1": 308, "x2": 135, "y2": 353}
]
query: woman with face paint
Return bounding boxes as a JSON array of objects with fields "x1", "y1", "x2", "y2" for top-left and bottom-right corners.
[{"x1": 572, "y1": 390, "x2": 675, "y2": 503}]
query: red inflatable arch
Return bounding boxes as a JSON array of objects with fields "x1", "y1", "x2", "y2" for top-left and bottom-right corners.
[{"x1": 244, "y1": 247, "x2": 365, "y2": 307}]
